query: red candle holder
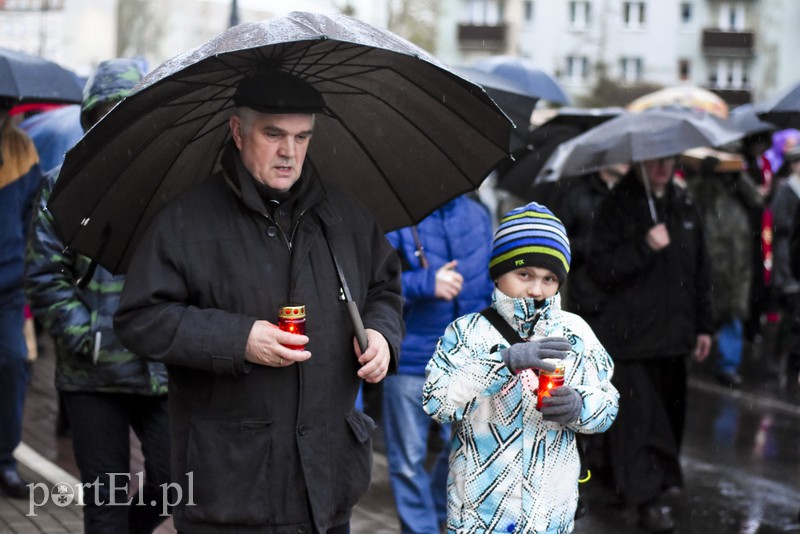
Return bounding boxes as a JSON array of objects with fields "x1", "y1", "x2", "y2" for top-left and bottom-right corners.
[
  {"x1": 537, "y1": 361, "x2": 565, "y2": 410},
  {"x1": 278, "y1": 304, "x2": 306, "y2": 350}
]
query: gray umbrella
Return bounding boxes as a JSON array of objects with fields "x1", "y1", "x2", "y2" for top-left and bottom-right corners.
[
  {"x1": 757, "y1": 81, "x2": 800, "y2": 128},
  {"x1": 48, "y1": 11, "x2": 511, "y2": 276},
  {"x1": 549, "y1": 109, "x2": 742, "y2": 180}
]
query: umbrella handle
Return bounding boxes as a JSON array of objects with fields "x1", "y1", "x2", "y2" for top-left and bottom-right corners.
[
  {"x1": 347, "y1": 301, "x2": 368, "y2": 353},
  {"x1": 639, "y1": 163, "x2": 659, "y2": 223}
]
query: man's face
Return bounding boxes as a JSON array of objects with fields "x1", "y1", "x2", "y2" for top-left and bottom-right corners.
[
  {"x1": 640, "y1": 157, "x2": 676, "y2": 191},
  {"x1": 230, "y1": 112, "x2": 314, "y2": 192}
]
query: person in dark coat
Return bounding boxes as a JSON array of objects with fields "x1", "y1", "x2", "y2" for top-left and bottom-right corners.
[
  {"x1": 551, "y1": 163, "x2": 628, "y2": 322},
  {"x1": 589, "y1": 156, "x2": 713, "y2": 533},
  {"x1": 26, "y1": 59, "x2": 171, "y2": 533},
  {"x1": 113, "y1": 71, "x2": 404, "y2": 534}
]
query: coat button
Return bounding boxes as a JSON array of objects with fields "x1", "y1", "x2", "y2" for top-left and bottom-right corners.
[
  {"x1": 297, "y1": 526, "x2": 308, "y2": 534},
  {"x1": 266, "y1": 226, "x2": 277, "y2": 238},
  {"x1": 297, "y1": 425, "x2": 308, "y2": 436}
]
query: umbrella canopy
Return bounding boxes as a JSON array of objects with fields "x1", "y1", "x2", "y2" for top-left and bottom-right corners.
[
  {"x1": 727, "y1": 103, "x2": 776, "y2": 137},
  {"x1": 452, "y1": 65, "x2": 539, "y2": 153},
  {"x1": 539, "y1": 109, "x2": 742, "y2": 181},
  {"x1": 757, "y1": 81, "x2": 800, "y2": 128},
  {"x1": 48, "y1": 11, "x2": 512, "y2": 275},
  {"x1": 496, "y1": 107, "x2": 624, "y2": 199},
  {"x1": 472, "y1": 56, "x2": 570, "y2": 105},
  {"x1": 0, "y1": 47, "x2": 83, "y2": 105},
  {"x1": 627, "y1": 85, "x2": 729, "y2": 119}
]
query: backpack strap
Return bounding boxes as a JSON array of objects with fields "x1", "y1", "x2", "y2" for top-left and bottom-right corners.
[{"x1": 479, "y1": 306, "x2": 524, "y2": 346}]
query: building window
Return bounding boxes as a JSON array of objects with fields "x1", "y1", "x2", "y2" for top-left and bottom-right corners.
[
  {"x1": 524, "y1": 0, "x2": 534, "y2": 22},
  {"x1": 678, "y1": 59, "x2": 690, "y2": 80},
  {"x1": 680, "y1": 3, "x2": 692, "y2": 24},
  {"x1": 619, "y1": 57, "x2": 643, "y2": 82},
  {"x1": 718, "y1": 1, "x2": 746, "y2": 31},
  {"x1": 462, "y1": 0, "x2": 504, "y2": 25},
  {"x1": 622, "y1": 2, "x2": 646, "y2": 29},
  {"x1": 708, "y1": 59, "x2": 749, "y2": 89},
  {"x1": 569, "y1": 1, "x2": 591, "y2": 30},
  {"x1": 566, "y1": 55, "x2": 589, "y2": 82}
]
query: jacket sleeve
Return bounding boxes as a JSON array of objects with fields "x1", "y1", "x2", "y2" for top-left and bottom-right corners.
[
  {"x1": 567, "y1": 322, "x2": 619, "y2": 434},
  {"x1": 114, "y1": 210, "x2": 255, "y2": 377},
  {"x1": 589, "y1": 195, "x2": 657, "y2": 288},
  {"x1": 692, "y1": 207, "x2": 714, "y2": 335},
  {"x1": 24, "y1": 170, "x2": 93, "y2": 356},
  {"x1": 791, "y1": 208, "x2": 800, "y2": 280},
  {"x1": 386, "y1": 227, "x2": 436, "y2": 302},
  {"x1": 422, "y1": 315, "x2": 512, "y2": 423},
  {"x1": 360, "y1": 218, "x2": 405, "y2": 372},
  {"x1": 771, "y1": 186, "x2": 800, "y2": 294}
]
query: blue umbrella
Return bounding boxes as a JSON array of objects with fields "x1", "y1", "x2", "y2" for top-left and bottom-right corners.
[
  {"x1": 0, "y1": 47, "x2": 82, "y2": 104},
  {"x1": 472, "y1": 55, "x2": 570, "y2": 105}
]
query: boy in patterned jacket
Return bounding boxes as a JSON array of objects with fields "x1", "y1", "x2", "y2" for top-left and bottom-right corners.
[{"x1": 423, "y1": 202, "x2": 619, "y2": 534}]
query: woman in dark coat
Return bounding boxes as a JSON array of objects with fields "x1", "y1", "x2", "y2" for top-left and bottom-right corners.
[{"x1": 589, "y1": 156, "x2": 713, "y2": 533}]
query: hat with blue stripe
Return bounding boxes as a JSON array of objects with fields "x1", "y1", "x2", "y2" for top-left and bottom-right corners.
[{"x1": 489, "y1": 202, "x2": 571, "y2": 284}]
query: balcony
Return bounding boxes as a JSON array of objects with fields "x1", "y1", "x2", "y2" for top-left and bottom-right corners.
[
  {"x1": 457, "y1": 23, "x2": 507, "y2": 51},
  {"x1": 706, "y1": 86, "x2": 752, "y2": 107},
  {"x1": 702, "y1": 29, "x2": 755, "y2": 57}
]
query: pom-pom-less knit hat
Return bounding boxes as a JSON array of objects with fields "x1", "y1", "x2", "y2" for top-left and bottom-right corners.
[{"x1": 489, "y1": 202, "x2": 571, "y2": 284}]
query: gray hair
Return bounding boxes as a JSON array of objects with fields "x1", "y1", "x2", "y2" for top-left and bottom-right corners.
[{"x1": 234, "y1": 106, "x2": 315, "y2": 135}]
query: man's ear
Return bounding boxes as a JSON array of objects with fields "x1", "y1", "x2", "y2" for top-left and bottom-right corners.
[{"x1": 229, "y1": 115, "x2": 242, "y2": 149}]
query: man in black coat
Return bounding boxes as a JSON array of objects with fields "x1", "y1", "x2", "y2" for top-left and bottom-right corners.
[
  {"x1": 114, "y1": 71, "x2": 404, "y2": 534},
  {"x1": 588, "y1": 156, "x2": 712, "y2": 533}
]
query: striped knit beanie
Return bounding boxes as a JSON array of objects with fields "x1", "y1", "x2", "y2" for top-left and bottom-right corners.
[{"x1": 489, "y1": 202, "x2": 571, "y2": 284}]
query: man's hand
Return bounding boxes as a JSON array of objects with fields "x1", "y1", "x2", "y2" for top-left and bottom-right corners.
[
  {"x1": 693, "y1": 333, "x2": 712, "y2": 362},
  {"x1": 355, "y1": 328, "x2": 391, "y2": 384},
  {"x1": 245, "y1": 320, "x2": 311, "y2": 367},
  {"x1": 435, "y1": 260, "x2": 464, "y2": 301},
  {"x1": 645, "y1": 223, "x2": 670, "y2": 251},
  {"x1": 501, "y1": 337, "x2": 571, "y2": 374}
]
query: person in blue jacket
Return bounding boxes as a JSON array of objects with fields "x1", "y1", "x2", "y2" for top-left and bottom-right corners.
[{"x1": 382, "y1": 194, "x2": 495, "y2": 534}]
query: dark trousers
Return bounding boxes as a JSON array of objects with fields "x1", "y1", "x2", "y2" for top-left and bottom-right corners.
[
  {"x1": 0, "y1": 296, "x2": 28, "y2": 468},
  {"x1": 606, "y1": 356, "x2": 686, "y2": 507},
  {"x1": 62, "y1": 392, "x2": 170, "y2": 534}
]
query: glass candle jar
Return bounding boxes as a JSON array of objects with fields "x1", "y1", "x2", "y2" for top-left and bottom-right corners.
[
  {"x1": 278, "y1": 304, "x2": 306, "y2": 350},
  {"x1": 537, "y1": 361, "x2": 565, "y2": 410}
]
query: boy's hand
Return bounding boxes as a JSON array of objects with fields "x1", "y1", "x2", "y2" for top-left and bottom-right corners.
[
  {"x1": 500, "y1": 337, "x2": 571, "y2": 374},
  {"x1": 540, "y1": 386, "x2": 581, "y2": 424}
]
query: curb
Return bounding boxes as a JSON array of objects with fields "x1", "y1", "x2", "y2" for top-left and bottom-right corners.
[{"x1": 13, "y1": 442, "x2": 79, "y2": 487}]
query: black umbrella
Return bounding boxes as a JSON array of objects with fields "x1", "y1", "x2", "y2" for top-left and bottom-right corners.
[
  {"x1": 756, "y1": 82, "x2": 800, "y2": 128},
  {"x1": 496, "y1": 107, "x2": 624, "y2": 200},
  {"x1": 452, "y1": 65, "x2": 539, "y2": 153},
  {"x1": 48, "y1": 11, "x2": 511, "y2": 276},
  {"x1": 0, "y1": 47, "x2": 82, "y2": 104}
]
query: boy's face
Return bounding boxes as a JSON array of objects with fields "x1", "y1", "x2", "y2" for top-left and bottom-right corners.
[{"x1": 495, "y1": 266, "x2": 560, "y2": 300}]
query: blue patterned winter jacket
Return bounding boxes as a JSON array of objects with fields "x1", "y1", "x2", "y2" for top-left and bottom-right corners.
[{"x1": 423, "y1": 289, "x2": 619, "y2": 534}]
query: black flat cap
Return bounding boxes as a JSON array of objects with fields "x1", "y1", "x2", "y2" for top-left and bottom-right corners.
[{"x1": 233, "y1": 70, "x2": 325, "y2": 114}]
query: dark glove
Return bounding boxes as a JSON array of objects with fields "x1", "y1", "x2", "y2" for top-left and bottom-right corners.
[
  {"x1": 540, "y1": 385, "x2": 582, "y2": 424},
  {"x1": 500, "y1": 337, "x2": 571, "y2": 374}
]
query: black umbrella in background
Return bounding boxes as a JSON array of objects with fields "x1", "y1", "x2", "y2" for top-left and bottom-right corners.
[
  {"x1": 496, "y1": 107, "x2": 624, "y2": 201},
  {"x1": 0, "y1": 47, "x2": 82, "y2": 104},
  {"x1": 452, "y1": 66, "x2": 539, "y2": 153}
]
